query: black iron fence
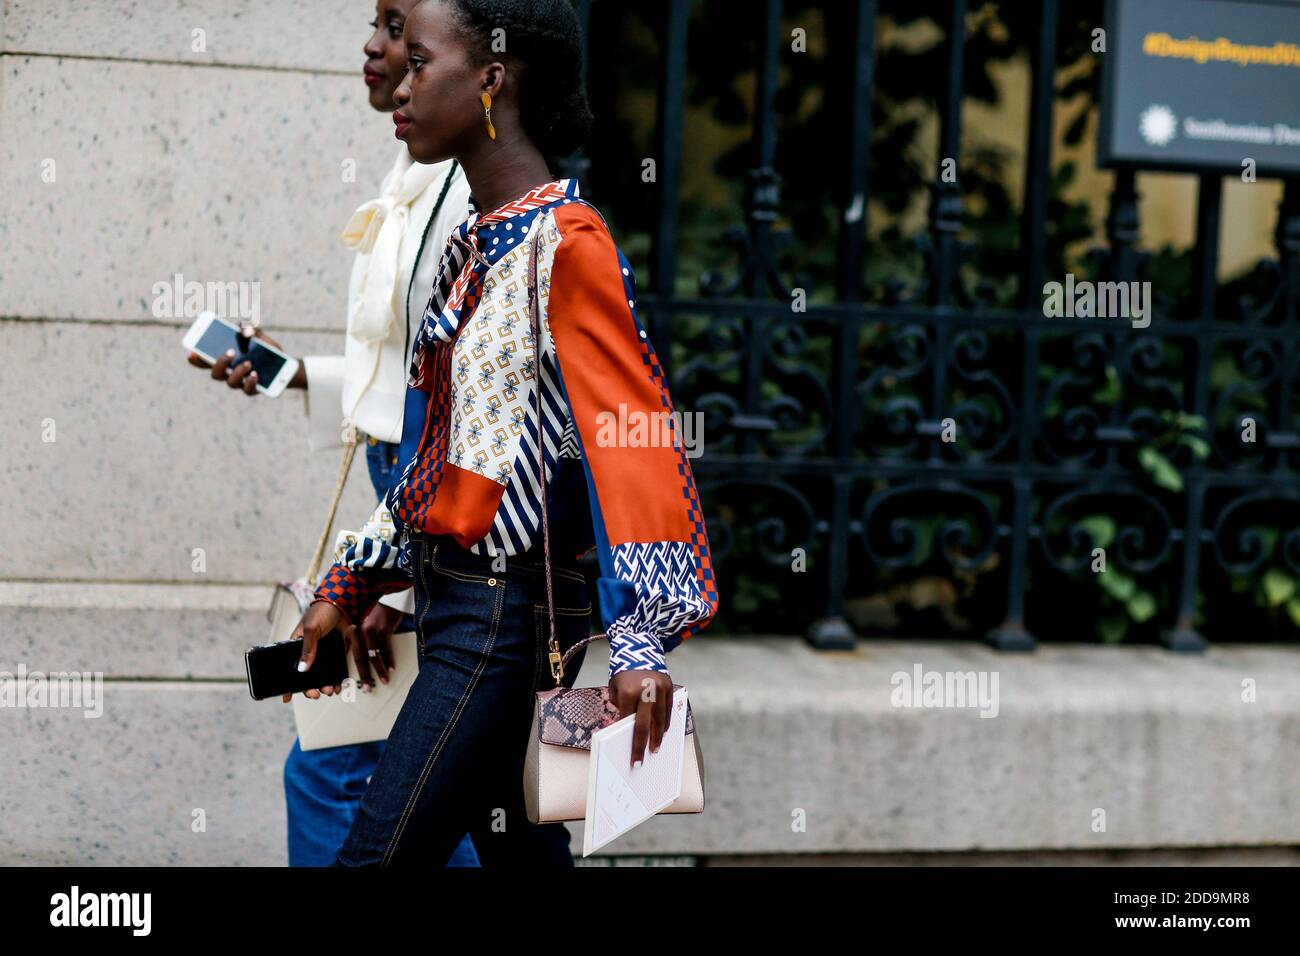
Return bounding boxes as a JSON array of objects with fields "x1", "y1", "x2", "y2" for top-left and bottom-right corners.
[{"x1": 568, "y1": 0, "x2": 1300, "y2": 649}]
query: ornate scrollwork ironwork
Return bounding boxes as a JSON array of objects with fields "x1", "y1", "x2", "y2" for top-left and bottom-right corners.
[
  {"x1": 947, "y1": 329, "x2": 1015, "y2": 459},
  {"x1": 1039, "y1": 487, "x2": 1174, "y2": 575},
  {"x1": 1210, "y1": 492, "x2": 1300, "y2": 577},
  {"x1": 857, "y1": 482, "x2": 1001, "y2": 573}
]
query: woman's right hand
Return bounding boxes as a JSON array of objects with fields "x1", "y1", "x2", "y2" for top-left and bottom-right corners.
[
  {"x1": 281, "y1": 601, "x2": 347, "y2": 703},
  {"x1": 186, "y1": 327, "x2": 306, "y2": 395}
]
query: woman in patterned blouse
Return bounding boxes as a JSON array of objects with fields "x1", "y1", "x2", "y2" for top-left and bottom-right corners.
[{"x1": 291, "y1": 0, "x2": 718, "y2": 866}]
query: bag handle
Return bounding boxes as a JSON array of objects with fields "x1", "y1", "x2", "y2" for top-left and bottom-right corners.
[{"x1": 559, "y1": 632, "x2": 607, "y2": 670}]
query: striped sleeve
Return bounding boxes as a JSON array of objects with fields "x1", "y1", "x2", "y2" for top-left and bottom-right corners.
[
  {"x1": 544, "y1": 203, "x2": 718, "y2": 677},
  {"x1": 312, "y1": 496, "x2": 412, "y2": 626}
]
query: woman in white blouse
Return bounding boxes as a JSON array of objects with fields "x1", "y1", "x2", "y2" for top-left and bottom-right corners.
[{"x1": 185, "y1": 0, "x2": 475, "y2": 868}]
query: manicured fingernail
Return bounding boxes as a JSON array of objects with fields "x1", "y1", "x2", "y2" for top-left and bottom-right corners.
[
  {"x1": 225, "y1": 349, "x2": 236, "y2": 358},
  {"x1": 297, "y1": 661, "x2": 307, "y2": 672}
]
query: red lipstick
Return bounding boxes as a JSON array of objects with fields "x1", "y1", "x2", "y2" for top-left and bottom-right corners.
[
  {"x1": 393, "y1": 110, "x2": 413, "y2": 140},
  {"x1": 364, "y1": 64, "x2": 385, "y2": 87}
]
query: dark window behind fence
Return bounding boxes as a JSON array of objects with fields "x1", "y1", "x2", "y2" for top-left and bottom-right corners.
[{"x1": 564, "y1": 0, "x2": 1300, "y2": 649}]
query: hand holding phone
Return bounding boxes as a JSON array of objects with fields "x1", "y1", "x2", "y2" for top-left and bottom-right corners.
[
  {"x1": 283, "y1": 601, "x2": 349, "y2": 703},
  {"x1": 245, "y1": 630, "x2": 349, "y2": 701},
  {"x1": 182, "y1": 311, "x2": 300, "y2": 397}
]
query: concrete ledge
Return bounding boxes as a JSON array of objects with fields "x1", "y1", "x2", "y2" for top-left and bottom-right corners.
[
  {"x1": 625, "y1": 638, "x2": 1300, "y2": 856},
  {"x1": 0, "y1": 636, "x2": 1296, "y2": 864},
  {"x1": 0, "y1": 680, "x2": 295, "y2": 865},
  {"x1": 2, "y1": 582, "x2": 271, "y2": 678}
]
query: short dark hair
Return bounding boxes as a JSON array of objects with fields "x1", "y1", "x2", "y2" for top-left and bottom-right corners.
[{"x1": 445, "y1": 0, "x2": 593, "y2": 157}]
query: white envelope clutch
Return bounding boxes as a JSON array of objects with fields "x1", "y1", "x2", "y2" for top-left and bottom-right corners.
[
  {"x1": 266, "y1": 581, "x2": 420, "y2": 751},
  {"x1": 291, "y1": 630, "x2": 420, "y2": 751}
]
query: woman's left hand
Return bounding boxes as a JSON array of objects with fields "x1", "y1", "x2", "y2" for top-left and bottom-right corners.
[{"x1": 609, "y1": 670, "x2": 674, "y2": 769}]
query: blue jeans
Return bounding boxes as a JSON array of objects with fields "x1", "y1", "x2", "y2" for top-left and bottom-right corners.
[
  {"x1": 334, "y1": 532, "x2": 592, "y2": 866},
  {"x1": 284, "y1": 438, "x2": 479, "y2": 867}
]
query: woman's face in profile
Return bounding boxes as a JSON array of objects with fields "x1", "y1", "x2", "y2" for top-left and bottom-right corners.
[
  {"x1": 362, "y1": 0, "x2": 422, "y2": 112},
  {"x1": 393, "y1": 0, "x2": 489, "y2": 163}
]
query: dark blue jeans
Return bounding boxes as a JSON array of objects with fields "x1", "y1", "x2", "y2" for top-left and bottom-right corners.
[
  {"x1": 284, "y1": 438, "x2": 479, "y2": 867},
  {"x1": 334, "y1": 532, "x2": 592, "y2": 866}
]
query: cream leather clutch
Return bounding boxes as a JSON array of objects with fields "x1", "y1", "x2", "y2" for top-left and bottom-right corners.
[{"x1": 291, "y1": 629, "x2": 419, "y2": 751}]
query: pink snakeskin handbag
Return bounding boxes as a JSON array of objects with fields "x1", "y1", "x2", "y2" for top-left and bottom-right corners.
[
  {"x1": 517, "y1": 229, "x2": 706, "y2": 825},
  {"x1": 523, "y1": 635, "x2": 706, "y2": 824}
]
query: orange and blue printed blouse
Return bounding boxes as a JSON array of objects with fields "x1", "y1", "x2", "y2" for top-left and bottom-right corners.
[{"x1": 313, "y1": 178, "x2": 718, "y2": 676}]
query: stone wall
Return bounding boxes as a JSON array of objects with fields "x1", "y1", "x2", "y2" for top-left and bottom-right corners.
[{"x1": 1, "y1": 1, "x2": 392, "y2": 863}]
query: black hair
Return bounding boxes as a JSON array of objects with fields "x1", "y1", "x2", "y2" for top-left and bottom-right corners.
[{"x1": 443, "y1": 0, "x2": 593, "y2": 157}]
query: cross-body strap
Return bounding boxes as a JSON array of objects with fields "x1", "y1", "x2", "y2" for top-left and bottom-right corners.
[
  {"x1": 304, "y1": 438, "x2": 359, "y2": 586},
  {"x1": 528, "y1": 223, "x2": 613, "y2": 687},
  {"x1": 526, "y1": 230, "x2": 563, "y2": 685}
]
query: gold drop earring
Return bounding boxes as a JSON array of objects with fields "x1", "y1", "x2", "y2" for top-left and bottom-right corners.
[{"x1": 480, "y1": 91, "x2": 496, "y2": 141}]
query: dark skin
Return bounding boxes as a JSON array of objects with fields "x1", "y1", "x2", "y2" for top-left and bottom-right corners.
[
  {"x1": 184, "y1": 0, "x2": 420, "y2": 395},
  {"x1": 185, "y1": 0, "x2": 422, "y2": 693},
  {"x1": 296, "y1": 0, "x2": 674, "y2": 768}
]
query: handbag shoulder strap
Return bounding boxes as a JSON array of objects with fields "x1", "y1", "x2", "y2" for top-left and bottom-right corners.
[
  {"x1": 526, "y1": 231, "x2": 561, "y2": 684},
  {"x1": 528, "y1": 227, "x2": 603, "y2": 687},
  {"x1": 303, "y1": 437, "x2": 359, "y2": 585},
  {"x1": 527, "y1": 224, "x2": 610, "y2": 687}
]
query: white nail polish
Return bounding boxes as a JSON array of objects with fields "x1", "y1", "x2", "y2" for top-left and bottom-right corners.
[
  {"x1": 297, "y1": 661, "x2": 307, "y2": 672},
  {"x1": 225, "y1": 349, "x2": 236, "y2": 358}
]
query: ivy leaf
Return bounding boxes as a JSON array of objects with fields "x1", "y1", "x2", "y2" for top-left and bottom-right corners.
[
  {"x1": 1139, "y1": 446, "x2": 1183, "y2": 493},
  {"x1": 1250, "y1": 526, "x2": 1279, "y2": 556},
  {"x1": 1094, "y1": 366, "x2": 1121, "y2": 404},
  {"x1": 1178, "y1": 434, "x2": 1211, "y2": 460},
  {"x1": 1262, "y1": 568, "x2": 1295, "y2": 608},
  {"x1": 1127, "y1": 589, "x2": 1157, "y2": 623},
  {"x1": 1078, "y1": 514, "x2": 1116, "y2": 550},
  {"x1": 908, "y1": 515, "x2": 940, "y2": 565},
  {"x1": 1287, "y1": 597, "x2": 1300, "y2": 628},
  {"x1": 1098, "y1": 569, "x2": 1136, "y2": 602}
]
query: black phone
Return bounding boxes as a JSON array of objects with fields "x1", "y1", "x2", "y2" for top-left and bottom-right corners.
[{"x1": 245, "y1": 631, "x2": 349, "y2": 701}]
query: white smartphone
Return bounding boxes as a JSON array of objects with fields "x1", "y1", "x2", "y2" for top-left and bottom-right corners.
[{"x1": 181, "y1": 311, "x2": 300, "y2": 398}]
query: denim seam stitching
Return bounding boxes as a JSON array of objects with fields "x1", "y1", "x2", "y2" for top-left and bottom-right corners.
[
  {"x1": 379, "y1": 573, "x2": 505, "y2": 865},
  {"x1": 533, "y1": 604, "x2": 592, "y2": 617},
  {"x1": 429, "y1": 548, "x2": 492, "y2": 583}
]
